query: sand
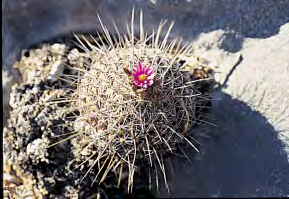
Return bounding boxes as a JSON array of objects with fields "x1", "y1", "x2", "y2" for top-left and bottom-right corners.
[
  {"x1": 3, "y1": 0, "x2": 289, "y2": 197},
  {"x1": 156, "y1": 22, "x2": 289, "y2": 198}
]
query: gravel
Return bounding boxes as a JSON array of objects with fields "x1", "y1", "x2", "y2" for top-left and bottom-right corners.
[
  {"x1": 3, "y1": 42, "x2": 154, "y2": 198},
  {"x1": 3, "y1": 0, "x2": 289, "y2": 198}
]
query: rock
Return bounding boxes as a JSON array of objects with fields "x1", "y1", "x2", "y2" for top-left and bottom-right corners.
[
  {"x1": 26, "y1": 138, "x2": 49, "y2": 163},
  {"x1": 67, "y1": 48, "x2": 80, "y2": 62},
  {"x1": 51, "y1": 43, "x2": 66, "y2": 55},
  {"x1": 3, "y1": 1, "x2": 289, "y2": 197},
  {"x1": 49, "y1": 60, "x2": 64, "y2": 82}
]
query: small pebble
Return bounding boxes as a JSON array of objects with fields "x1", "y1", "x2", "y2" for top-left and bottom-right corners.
[{"x1": 49, "y1": 61, "x2": 64, "y2": 82}]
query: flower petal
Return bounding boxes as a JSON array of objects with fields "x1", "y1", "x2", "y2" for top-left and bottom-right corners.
[
  {"x1": 147, "y1": 80, "x2": 154, "y2": 85},
  {"x1": 147, "y1": 74, "x2": 155, "y2": 80},
  {"x1": 146, "y1": 69, "x2": 154, "y2": 76},
  {"x1": 143, "y1": 65, "x2": 150, "y2": 73},
  {"x1": 145, "y1": 65, "x2": 153, "y2": 73},
  {"x1": 138, "y1": 62, "x2": 145, "y2": 73},
  {"x1": 131, "y1": 62, "x2": 155, "y2": 88}
]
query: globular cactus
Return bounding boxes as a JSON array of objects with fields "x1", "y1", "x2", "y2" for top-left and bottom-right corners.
[{"x1": 51, "y1": 8, "x2": 215, "y2": 193}]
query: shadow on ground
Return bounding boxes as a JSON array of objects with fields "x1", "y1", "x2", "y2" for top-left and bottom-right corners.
[
  {"x1": 156, "y1": 91, "x2": 289, "y2": 198},
  {"x1": 3, "y1": 0, "x2": 289, "y2": 126},
  {"x1": 3, "y1": 0, "x2": 289, "y2": 66},
  {"x1": 3, "y1": 0, "x2": 289, "y2": 122},
  {"x1": 2, "y1": 0, "x2": 289, "y2": 197}
]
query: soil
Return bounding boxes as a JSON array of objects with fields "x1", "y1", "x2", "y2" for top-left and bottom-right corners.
[
  {"x1": 3, "y1": 1, "x2": 289, "y2": 198},
  {"x1": 3, "y1": 41, "x2": 156, "y2": 199},
  {"x1": 3, "y1": 36, "x2": 215, "y2": 198}
]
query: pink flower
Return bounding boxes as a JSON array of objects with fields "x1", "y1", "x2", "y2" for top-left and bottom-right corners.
[{"x1": 132, "y1": 62, "x2": 155, "y2": 90}]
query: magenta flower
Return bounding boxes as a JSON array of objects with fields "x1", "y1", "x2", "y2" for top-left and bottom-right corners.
[{"x1": 132, "y1": 62, "x2": 155, "y2": 90}]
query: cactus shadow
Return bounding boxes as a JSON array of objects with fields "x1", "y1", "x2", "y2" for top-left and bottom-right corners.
[{"x1": 156, "y1": 91, "x2": 289, "y2": 198}]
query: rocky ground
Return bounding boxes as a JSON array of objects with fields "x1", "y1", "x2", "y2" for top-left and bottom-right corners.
[
  {"x1": 3, "y1": 42, "x2": 155, "y2": 199},
  {"x1": 3, "y1": 36, "x2": 215, "y2": 198},
  {"x1": 3, "y1": 0, "x2": 289, "y2": 198}
]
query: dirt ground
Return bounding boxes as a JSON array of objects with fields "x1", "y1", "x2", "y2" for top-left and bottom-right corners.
[
  {"x1": 3, "y1": 0, "x2": 289, "y2": 198},
  {"x1": 155, "y1": 23, "x2": 289, "y2": 198}
]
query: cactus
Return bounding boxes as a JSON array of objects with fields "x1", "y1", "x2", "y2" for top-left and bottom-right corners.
[{"x1": 49, "y1": 8, "x2": 215, "y2": 193}]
